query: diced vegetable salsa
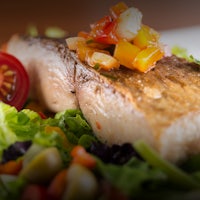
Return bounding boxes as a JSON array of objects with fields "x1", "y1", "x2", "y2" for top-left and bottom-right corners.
[{"x1": 66, "y1": 2, "x2": 165, "y2": 72}]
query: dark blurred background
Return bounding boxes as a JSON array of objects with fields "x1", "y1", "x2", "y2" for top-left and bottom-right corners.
[{"x1": 0, "y1": 0, "x2": 200, "y2": 44}]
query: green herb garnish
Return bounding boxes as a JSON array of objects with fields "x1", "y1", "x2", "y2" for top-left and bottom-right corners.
[{"x1": 134, "y1": 140, "x2": 200, "y2": 189}]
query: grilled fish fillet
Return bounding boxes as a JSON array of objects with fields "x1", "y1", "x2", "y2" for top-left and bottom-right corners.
[
  {"x1": 7, "y1": 35, "x2": 78, "y2": 112},
  {"x1": 7, "y1": 35, "x2": 200, "y2": 163}
]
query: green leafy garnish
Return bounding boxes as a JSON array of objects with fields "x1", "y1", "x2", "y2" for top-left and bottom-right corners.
[
  {"x1": 134, "y1": 140, "x2": 200, "y2": 189},
  {"x1": 0, "y1": 102, "x2": 41, "y2": 159},
  {"x1": 44, "y1": 26, "x2": 67, "y2": 38},
  {"x1": 26, "y1": 24, "x2": 38, "y2": 37},
  {"x1": 0, "y1": 175, "x2": 26, "y2": 200},
  {"x1": 0, "y1": 102, "x2": 96, "y2": 165},
  {"x1": 172, "y1": 46, "x2": 200, "y2": 65},
  {"x1": 96, "y1": 157, "x2": 166, "y2": 197},
  {"x1": 26, "y1": 25, "x2": 67, "y2": 38}
]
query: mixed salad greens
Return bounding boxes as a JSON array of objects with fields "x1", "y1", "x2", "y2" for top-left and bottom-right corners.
[{"x1": 1, "y1": 101, "x2": 200, "y2": 200}]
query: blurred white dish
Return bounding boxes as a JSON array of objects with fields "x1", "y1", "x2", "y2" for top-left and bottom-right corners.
[{"x1": 160, "y1": 26, "x2": 200, "y2": 60}]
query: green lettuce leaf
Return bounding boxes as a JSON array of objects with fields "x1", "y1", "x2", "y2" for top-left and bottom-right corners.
[
  {"x1": 0, "y1": 102, "x2": 96, "y2": 165},
  {"x1": 172, "y1": 46, "x2": 200, "y2": 65},
  {"x1": 96, "y1": 157, "x2": 167, "y2": 197},
  {"x1": 0, "y1": 102, "x2": 42, "y2": 158}
]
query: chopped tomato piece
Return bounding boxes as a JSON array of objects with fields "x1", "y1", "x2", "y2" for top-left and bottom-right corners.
[
  {"x1": 0, "y1": 52, "x2": 29, "y2": 110},
  {"x1": 114, "y1": 40, "x2": 140, "y2": 69},
  {"x1": 71, "y1": 145, "x2": 96, "y2": 169},
  {"x1": 90, "y1": 16, "x2": 119, "y2": 44},
  {"x1": 132, "y1": 46, "x2": 164, "y2": 72},
  {"x1": 77, "y1": 31, "x2": 90, "y2": 39}
]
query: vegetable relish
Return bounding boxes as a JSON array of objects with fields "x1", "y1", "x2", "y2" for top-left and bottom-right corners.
[{"x1": 66, "y1": 2, "x2": 165, "y2": 73}]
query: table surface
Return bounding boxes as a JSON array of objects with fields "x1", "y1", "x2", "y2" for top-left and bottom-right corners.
[{"x1": 0, "y1": 0, "x2": 200, "y2": 44}]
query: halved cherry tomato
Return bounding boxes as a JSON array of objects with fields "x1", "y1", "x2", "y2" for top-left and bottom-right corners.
[{"x1": 0, "y1": 51, "x2": 29, "y2": 110}]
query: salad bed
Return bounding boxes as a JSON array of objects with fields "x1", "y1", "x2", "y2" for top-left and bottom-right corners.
[{"x1": 1, "y1": 102, "x2": 200, "y2": 199}]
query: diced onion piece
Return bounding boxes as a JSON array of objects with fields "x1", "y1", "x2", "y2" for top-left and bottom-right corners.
[
  {"x1": 115, "y1": 7, "x2": 142, "y2": 41},
  {"x1": 66, "y1": 37, "x2": 86, "y2": 50},
  {"x1": 132, "y1": 46, "x2": 164, "y2": 73},
  {"x1": 133, "y1": 25, "x2": 160, "y2": 49},
  {"x1": 90, "y1": 52, "x2": 120, "y2": 70},
  {"x1": 110, "y1": 2, "x2": 128, "y2": 19},
  {"x1": 114, "y1": 40, "x2": 140, "y2": 69}
]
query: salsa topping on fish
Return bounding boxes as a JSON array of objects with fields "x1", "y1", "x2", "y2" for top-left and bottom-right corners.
[{"x1": 66, "y1": 2, "x2": 165, "y2": 72}]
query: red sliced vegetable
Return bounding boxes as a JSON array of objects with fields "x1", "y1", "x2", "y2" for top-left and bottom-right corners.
[{"x1": 0, "y1": 51, "x2": 29, "y2": 110}]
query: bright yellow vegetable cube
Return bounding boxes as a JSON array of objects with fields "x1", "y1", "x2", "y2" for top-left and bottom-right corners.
[
  {"x1": 133, "y1": 25, "x2": 160, "y2": 49},
  {"x1": 132, "y1": 46, "x2": 164, "y2": 73},
  {"x1": 114, "y1": 40, "x2": 140, "y2": 69}
]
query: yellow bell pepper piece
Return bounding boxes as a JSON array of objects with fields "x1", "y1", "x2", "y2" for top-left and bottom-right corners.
[
  {"x1": 133, "y1": 25, "x2": 159, "y2": 49},
  {"x1": 114, "y1": 40, "x2": 140, "y2": 69},
  {"x1": 132, "y1": 46, "x2": 164, "y2": 73}
]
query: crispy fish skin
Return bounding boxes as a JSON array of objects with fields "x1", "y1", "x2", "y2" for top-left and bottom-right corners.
[
  {"x1": 73, "y1": 53, "x2": 200, "y2": 163},
  {"x1": 7, "y1": 35, "x2": 200, "y2": 163}
]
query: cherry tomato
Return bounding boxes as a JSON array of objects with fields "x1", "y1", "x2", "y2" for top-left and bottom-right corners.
[{"x1": 0, "y1": 51, "x2": 29, "y2": 110}]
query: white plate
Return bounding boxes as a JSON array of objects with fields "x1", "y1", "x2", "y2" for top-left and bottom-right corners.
[{"x1": 160, "y1": 26, "x2": 200, "y2": 60}]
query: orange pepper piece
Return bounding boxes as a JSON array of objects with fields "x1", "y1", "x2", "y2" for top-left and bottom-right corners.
[
  {"x1": 110, "y1": 2, "x2": 128, "y2": 18},
  {"x1": 47, "y1": 169, "x2": 68, "y2": 200},
  {"x1": 45, "y1": 126, "x2": 74, "y2": 149},
  {"x1": 71, "y1": 145, "x2": 96, "y2": 169},
  {"x1": 132, "y1": 46, "x2": 164, "y2": 72},
  {"x1": 0, "y1": 159, "x2": 23, "y2": 175}
]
